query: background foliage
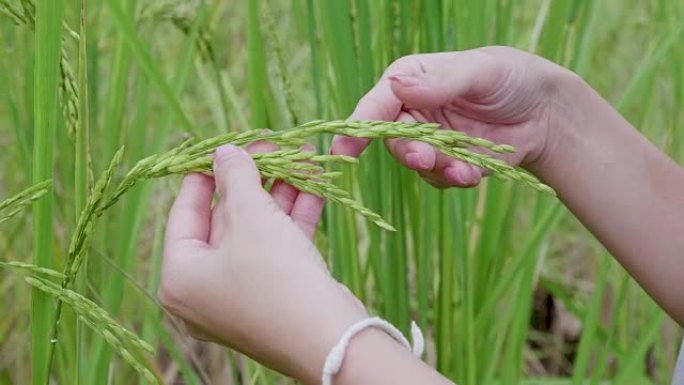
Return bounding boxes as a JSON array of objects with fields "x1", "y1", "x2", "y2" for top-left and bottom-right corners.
[{"x1": 0, "y1": 0, "x2": 682, "y2": 384}]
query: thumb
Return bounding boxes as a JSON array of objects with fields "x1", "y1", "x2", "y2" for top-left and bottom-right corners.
[
  {"x1": 213, "y1": 144, "x2": 263, "y2": 208},
  {"x1": 387, "y1": 51, "x2": 500, "y2": 110}
]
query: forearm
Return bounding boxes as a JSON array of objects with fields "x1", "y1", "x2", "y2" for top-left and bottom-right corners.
[
  {"x1": 302, "y1": 328, "x2": 454, "y2": 385},
  {"x1": 530, "y1": 73, "x2": 684, "y2": 325}
]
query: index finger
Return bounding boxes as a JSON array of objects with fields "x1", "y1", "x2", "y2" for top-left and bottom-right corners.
[{"x1": 330, "y1": 77, "x2": 402, "y2": 157}]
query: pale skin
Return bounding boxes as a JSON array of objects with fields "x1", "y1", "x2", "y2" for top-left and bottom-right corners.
[{"x1": 159, "y1": 46, "x2": 684, "y2": 384}]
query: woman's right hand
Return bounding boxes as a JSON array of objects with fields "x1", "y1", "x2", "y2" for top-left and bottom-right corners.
[
  {"x1": 334, "y1": 45, "x2": 684, "y2": 328},
  {"x1": 331, "y1": 46, "x2": 580, "y2": 188}
]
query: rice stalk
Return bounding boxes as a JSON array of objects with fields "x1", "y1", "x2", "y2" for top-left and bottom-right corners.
[
  {"x1": 63, "y1": 147, "x2": 125, "y2": 284},
  {"x1": 0, "y1": 261, "x2": 66, "y2": 280},
  {"x1": 25, "y1": 275, "x2": 159, "y2": 384},
  {"x1": 74, "y1": 0, "x2": 91, "y2": 379},
  {"x1": 59, "y1": 45, "x2": 79, "y2": 138},
  {"x1": 0, "y1": 0, "x2": 80, "y2": 137},
  {"x1": 261, "y1": 3, "x2": 300, "y2": 126},
  {"x1": 105, "y1": 142, "x2": 395, "y2": 230},
  {"x1": 98, "y1": 120, "x2": 552, "y2": 234},
  {"x1": 0, "y1": 179, "x2": 52, "y2": 224},
  {"x1": 44, "y1": 148, "x2": 125, "y2": 377}
]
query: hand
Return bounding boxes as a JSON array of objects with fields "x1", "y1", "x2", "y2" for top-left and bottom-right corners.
[
  {"x1": 332, "y1": 46, "x2": 576, "y2": 188},
  {"x1": 159, "y1": 144, "x2": 367, "y2": 383}
]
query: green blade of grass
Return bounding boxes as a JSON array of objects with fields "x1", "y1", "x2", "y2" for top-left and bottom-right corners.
[
  {"x1": 74, "y1": 1, "x2": 91, "y2": 383},
  {"x1": 31, "y1": 0, "x2": 64, "y2": 383},
  {"x1": 247, "y1": 0, "x2": 272, "y2": 129}
]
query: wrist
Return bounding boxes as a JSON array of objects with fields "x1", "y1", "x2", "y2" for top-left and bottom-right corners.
[
  {"x1": 293, "y1": 281, "x2": 369, "y2": 384},
  {"x1": 311, "y1": 326, "x2": 453, "y2": 385},
  {"x1": 322, "y1": 327, "x2": 402, "y2": 385},
  {"x1": 525, "y1": 67, "x2": 601, "y2": 179}
]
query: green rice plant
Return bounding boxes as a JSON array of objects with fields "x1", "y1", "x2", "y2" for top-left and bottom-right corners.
[
  {"x1": 261, "y1": 4, "x2": 300, "y2": 126},
  {"x1": 0, "y1": 261, "x2": 66, "y2": 279},
  {"x1": 73, "y1": 0, "x2": 91, "y2": 380},
  {"x1": 100, "y1": 120, "x2": 552, "y2": 232},
  {"x1": 44, "y1": 147, "x2": 124, "y2": 378},
  {"x1": 1, "y1": 262, "x2": 154, "y2": 376},
  {"x1": 0, "y1": 179, "x2": 51, "y2": 224},
  {"x1": 64, "y1": 147, "x2": 124, "y2": 284},
  {"x1": 31, "y1": 0, "x2": 64, "y2": 383},
  {"x1": 25, "y1": 274, "x2": 159, "y2": 384},
  {"x1": 0, "y1": 147, "x2": 155, "y2": 383},
  {"x1": 0, "y1": 0, "x2": 79, "y2": 138}
]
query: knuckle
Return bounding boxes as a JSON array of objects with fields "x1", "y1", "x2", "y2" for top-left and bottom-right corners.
[
  {"x1": 478, "y1": 45, "x2": 520, "y2": 58},
  {"x1": 387, "y1": 54, "x2": 419, "y2": 71},
  {"x1": 355, "y1": 93, "x2": 395, "y2": 120}
]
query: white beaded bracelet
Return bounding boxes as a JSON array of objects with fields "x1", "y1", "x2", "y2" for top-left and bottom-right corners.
[{"x1": 321, "y1": 317, "x2": 425, "y2": 385}]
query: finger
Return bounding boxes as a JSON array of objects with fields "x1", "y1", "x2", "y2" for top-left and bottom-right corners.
[
  {"x1": 388, "y1": 111, "x2": 483, "y2": 188},
  {"x1": 246, "y1": 141, "x2": 278, "y2": 153},
  {"x1": 290, "y1": 192, "x2": 324, "y2": 241},
  {"x1": 290, "y1": 144, "x2": 324, "y2": 239},
  {"x1": 244, "y1": 141, "x2": 299, "y2": 212},
  {"x1": 270, "y1": 180, "x2": 299, "y2": 215},
  {"x1": 213, "y1": 144, "x2": 265, "y2": 211},
  {"x1": 209, "y1": 200, "x2": 227, "y2": 247},
  {"x1": 384, "y1": 139, "x2": 438, "y2": 172},
  {"x1": 270, "y1": 143, "x2": 323, "y2": 215},
  {"x1": 383, "y1": 112, "x2": 438, "y2": 172},
  {"x1": 165, "y1": 173, "x2": 215, "y2": 247},
  {"x1": 417, "y1": 154, "x2": 483, "y2": 188},
  {"x1": 331, "y1": 76, "x2": 402, "y2": 157}
]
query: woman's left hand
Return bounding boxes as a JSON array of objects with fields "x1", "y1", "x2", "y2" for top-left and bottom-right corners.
[{"x1": 159, "y1": 144, "x2": 367, "y2": 383}]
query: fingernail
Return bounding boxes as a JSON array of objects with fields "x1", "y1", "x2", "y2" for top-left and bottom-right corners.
[
  {"x1": 215, "y1": 144, "x2": 240, "y2": 162},
  {"x1": 389, "y1": 74, "x2": 419, "y2": 87},
  {"x1": 405, "y1": 152, "x2": 431, "y2": 171}
]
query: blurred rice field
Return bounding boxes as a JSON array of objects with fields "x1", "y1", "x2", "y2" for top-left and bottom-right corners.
[{"x1": 0, "y1": 0, "x2": 683, "y2": 384}]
